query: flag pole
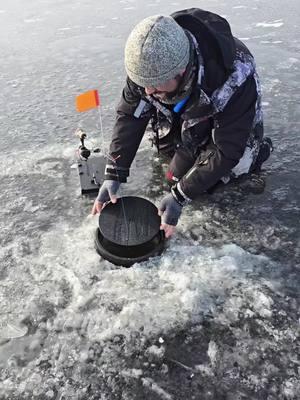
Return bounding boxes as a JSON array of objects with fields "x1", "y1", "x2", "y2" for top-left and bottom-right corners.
[
  {"x1": 96, "y1": 95, "x2": 129, "y2": 242},
  {"x1": 75, "y1": 89, "x2": 129, "y2": 241}
]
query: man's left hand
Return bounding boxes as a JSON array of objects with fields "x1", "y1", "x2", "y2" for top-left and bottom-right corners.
[{"x1": 158, "y1": 193, "x2": 183, "y2": 238}]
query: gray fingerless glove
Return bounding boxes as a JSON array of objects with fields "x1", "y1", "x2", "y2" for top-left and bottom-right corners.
[
  {"x1": 159, "y1": 193, "x2": 183, "y2": 226},
  {"x1": 96, "y1": 180, "x2": 120, "y2": 203},
  {"x1": 159, "y1": 182, "x2": 192, "y2": 226}
]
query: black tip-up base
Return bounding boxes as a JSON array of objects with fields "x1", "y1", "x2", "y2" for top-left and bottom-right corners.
[{"x1": 77, "y1": 155, "x2": 106, "y2": 195}]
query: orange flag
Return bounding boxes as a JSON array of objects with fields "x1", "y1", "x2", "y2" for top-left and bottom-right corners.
[{"x1": 76, "y1": 90, "x2": 100, "y2": 112}]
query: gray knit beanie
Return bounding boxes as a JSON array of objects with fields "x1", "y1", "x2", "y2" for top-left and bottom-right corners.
[{"x1": 125, "y1": 15, "x2": 190, "y2": 88}]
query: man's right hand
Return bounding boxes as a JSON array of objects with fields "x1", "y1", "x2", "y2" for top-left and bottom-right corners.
[{"x1": 91, "y1": 180, "x2": 121, "y2": 215}]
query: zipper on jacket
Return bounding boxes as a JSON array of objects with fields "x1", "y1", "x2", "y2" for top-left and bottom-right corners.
[
  {"x1": 212, "y1": 120, "x2": 219, "y2": 144},
  {"x1": 185, "y1": 151, "x2": 215, "y2": 179},
  {"x1": 198, "y1": 151, "x2": 214, "y2": 166},
  {"x1": 214, "y1": 119, "x2": 220, "y2": 129}
]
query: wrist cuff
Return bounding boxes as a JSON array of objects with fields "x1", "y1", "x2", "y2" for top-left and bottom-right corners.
[
  {"x1": 104, "y1": 164, "x2": 129, "y2": 183},
  {"x1": 171, "y1": 182, "x2": 192, "y2": 206}
]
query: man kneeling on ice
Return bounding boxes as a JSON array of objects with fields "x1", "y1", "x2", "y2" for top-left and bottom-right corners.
[{"x1": 91, "y1": 8, "x2": 273, "y2": 237}]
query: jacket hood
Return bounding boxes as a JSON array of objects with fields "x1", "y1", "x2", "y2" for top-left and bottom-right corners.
[{"x1": 171, "y1": 8, "x2": 236, "y2": 72}]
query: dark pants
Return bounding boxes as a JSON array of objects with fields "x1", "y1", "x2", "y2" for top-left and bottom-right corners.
[{"x1": 153, "y1": 123, "x2": 271, "y2": 192}]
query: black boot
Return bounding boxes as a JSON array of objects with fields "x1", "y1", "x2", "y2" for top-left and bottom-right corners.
[{"x1": 250, "y1": 137, "x2": 274, "y2": 173}]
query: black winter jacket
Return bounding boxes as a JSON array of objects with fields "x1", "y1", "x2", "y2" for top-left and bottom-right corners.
[{"x1": 106, "y1": 8, "x2": 263, "y2": 199}]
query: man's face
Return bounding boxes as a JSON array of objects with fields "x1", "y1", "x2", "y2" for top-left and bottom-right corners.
[{"x1": 144, "y1": 69, "x2": 185, "y2": 101}]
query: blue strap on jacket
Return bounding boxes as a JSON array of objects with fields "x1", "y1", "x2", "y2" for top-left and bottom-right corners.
[{"x1": 173, "y1": 96, "x2": 190, "y2": 113}]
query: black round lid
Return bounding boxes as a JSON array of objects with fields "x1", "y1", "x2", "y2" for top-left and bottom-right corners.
[{"x1": 98, "y1": 196, "x2": 161, "y2": 247}]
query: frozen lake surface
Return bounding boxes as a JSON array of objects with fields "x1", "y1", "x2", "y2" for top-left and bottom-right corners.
[{"x1": 0, "y1": 0, "x2": 299, "y2": 399}]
